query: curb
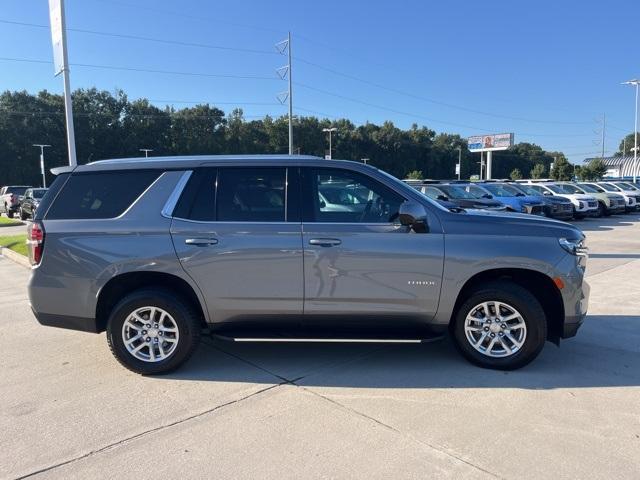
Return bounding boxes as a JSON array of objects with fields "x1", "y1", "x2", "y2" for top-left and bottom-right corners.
[{"x1": 0, "y1": 247, "x2": 30, "y2": 269}]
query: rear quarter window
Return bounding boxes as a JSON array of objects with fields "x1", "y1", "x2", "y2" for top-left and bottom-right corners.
[{"x1": 45, "y1": 170, "x2": 160, "y2": 220}]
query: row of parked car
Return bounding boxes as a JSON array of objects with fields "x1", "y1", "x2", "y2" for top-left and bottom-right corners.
[
  {"x1": 0, "y1": 186, "x2": 48, "y2": 220},
  {"x1": 404, "y1": 179, "x2": 640, "y2": 220}
]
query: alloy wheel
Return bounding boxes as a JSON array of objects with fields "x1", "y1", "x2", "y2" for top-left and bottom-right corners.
[
  {"x1": 121, "y1": 306, "x2": 180, "y2": 362},
  {"x1": 464, "y1": 301, "x2": 527, "y2": 358}
]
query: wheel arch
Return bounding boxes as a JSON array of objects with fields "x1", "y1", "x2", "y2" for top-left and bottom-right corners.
[
  {"x1": 96, "y1": 271, "x2": 208, "y2": 333},
  {"x1": 450, "y1": 268, "x2": 565, "y2": 343}
]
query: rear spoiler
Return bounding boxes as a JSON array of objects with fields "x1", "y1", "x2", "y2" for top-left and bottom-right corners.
[{"x1": 50, "y1": 165, "x2": 76, "y2": 176}]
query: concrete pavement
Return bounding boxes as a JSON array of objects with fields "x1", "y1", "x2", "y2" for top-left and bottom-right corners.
[{"x1": 1, "y1": 214, "x2": 639, "y2": 479}]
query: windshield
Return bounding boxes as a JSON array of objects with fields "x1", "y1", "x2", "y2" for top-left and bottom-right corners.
[
  {"x1": 463, "y1": 184, "x2": 491, "y2": 199},
  {"x1": 598, "y1": 183, "x2": 618, "y2": 192},
  {"x1": 548, "y1": 184, "x2": 580, "y2": 194},
  {"x1": 615, "y1": 182, "x2": 638, "y2": 191},
  {"x1": 438, "y1": 185, "x2": 477, "y2": 199},
  {"x1": 482, "y1": 184, "x2": 521, "y2": 197},
  {"x1": 6, "y1": 187, "x2": 28, "y2": 195},
  {"x1": 578, "y1": 183, "x2": 603, "y2": 193},
  {"x1": 515, "y1": 184, "x2": 541, "y2": 196}
]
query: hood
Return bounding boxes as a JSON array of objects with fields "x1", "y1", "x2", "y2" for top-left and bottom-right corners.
[
  {"x1": 450, "y1": 198, "x2": 504, "y2": 209},
  {"x1": 539, "y1": 195, "x2": 573, "y2": 205},
  {"x1": 441, "y1": 208, "x2": 581, "y2": 239},
  {"x1": 518, "y1": 195, "x2": 545, "y2": 205}
]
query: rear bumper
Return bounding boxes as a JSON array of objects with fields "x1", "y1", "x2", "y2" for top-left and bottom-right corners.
[{"x1": 31, "y1": 308, "x2": 100, "y2": 333}]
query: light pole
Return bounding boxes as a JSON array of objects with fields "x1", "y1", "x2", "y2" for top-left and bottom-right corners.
[
  {"x1": 33, "y1": 144, "x2": 51, "y2": 188},
  {"x1": 322, "y1": 127, "x2": 337, "y2": 159},
  {"x1": 456, "y1": 146, "x2": 462, "y2": 180},
  {"x1": 622, "y1": 79, "x2": 639, "y2": 182},
  {"x1": 139, "y1": 148, "x2": 153, "y2": 158}
]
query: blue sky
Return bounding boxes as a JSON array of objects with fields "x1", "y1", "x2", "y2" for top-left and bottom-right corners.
[{"x1": 1, "y1": 0, "x2": 638, "y2": 163}]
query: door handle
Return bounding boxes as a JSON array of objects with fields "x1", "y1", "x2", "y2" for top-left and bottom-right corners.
[
  {"x1": 185, "y1": 238, "x2": 218, "y2": 246},
  {"x1": 309, "y1": 238, "x2": 342, "y2": 247}
]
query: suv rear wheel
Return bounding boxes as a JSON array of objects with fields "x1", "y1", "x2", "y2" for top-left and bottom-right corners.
[
  {"x1": 453, "y1": 281, "x2": 547, "y2": 370},
  {"x1": 106, "y1": 288, "x2": 201, "y2": 375}
]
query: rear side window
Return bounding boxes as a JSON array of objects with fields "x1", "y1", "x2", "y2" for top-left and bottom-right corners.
[
  {"x1": 46, "y1": 170, "x2": 160, "y2": 220},
  {"x1": 217, "y1": 168, "x2": 286, "y2": 222},
  {"x1": 174, "y1": 167, "x2": 290, "y2": 222}
]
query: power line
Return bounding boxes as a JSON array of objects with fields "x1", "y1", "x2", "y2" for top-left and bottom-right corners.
[
  {"x1": 293, "y1": 56, "x2": 593, "y2": 126},
  {"x1": 0, "y1": 56, "x2": 278, "y2": 80},
  {"x1": 1, "y1": 18, "x2": 598, "y2": 128},
  {"x1": 0, "y1": 19, "x2": 278, "y2": 56},
  {"x1": 294, "y1": 81, "x2": 593, "y2": 138}
]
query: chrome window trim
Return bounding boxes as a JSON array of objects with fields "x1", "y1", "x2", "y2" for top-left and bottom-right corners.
[{"x1": 161, "y1": 170, "x2": 193, "y2": 219}]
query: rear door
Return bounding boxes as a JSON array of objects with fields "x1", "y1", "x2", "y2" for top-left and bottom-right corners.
[
  {"x1": 170, "y1": 166, "x2": 304, "y2": 325},
  {"x1": 301, "y1": 166, "x2": 444, "y2": 327}
]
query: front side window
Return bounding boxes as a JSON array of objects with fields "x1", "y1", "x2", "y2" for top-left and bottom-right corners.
[{"x1": 306, "y1": 168, "x2": 404, "y2": 223}]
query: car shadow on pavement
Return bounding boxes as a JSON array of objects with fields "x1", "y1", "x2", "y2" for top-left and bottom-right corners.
[
  {"x1": 163, "y1": 315, "x2": 640, "y2": 390},
  {"x1": 574, "y1": 213, "x2": 640, "y2": 232}
]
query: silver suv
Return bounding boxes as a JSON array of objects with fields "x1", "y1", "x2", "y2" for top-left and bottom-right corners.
[{"x1": 28, "y1": 155, "x2": 589, "y2": 374}]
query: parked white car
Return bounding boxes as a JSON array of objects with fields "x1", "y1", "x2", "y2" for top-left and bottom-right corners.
[
  {"x1": 524, "y1": 183, "x2": 598, "y2": 218},
  {"x1": 596, "y1": 182, "x2": 640, "y2": 212}
]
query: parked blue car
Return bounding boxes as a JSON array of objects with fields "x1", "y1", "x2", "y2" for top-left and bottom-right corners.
[{"x1": 461, "y1": 183, "x2": 546, "y2": 215}]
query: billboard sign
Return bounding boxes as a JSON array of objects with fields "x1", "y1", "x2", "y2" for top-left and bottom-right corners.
[
  {"x1": 48, "y1": 0, "x2": 65, "y2": 75},
  {"x1": 468, "y1": 133, "x2": 514, "y2": 152}
]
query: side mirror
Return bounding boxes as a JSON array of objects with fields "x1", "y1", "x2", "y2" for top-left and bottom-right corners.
[
  {"x1": 482, "y1": 194, "x2": 493, "y2": 199},
  {"x1": 399, "y1": 201, "x2": 428, "y2": 233},
  {"x1": 543, "y1": 191, "x2": 552, "y2": 196},
  {"x1": 319, "y1": 199, "x2": 326, "y2": 209},
  {"x1": 436, "y1": 194, "x2": 449, "y2": 201}
]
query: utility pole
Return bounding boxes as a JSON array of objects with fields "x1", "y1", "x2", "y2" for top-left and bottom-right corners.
[
  {"x1": 139, "y1": 148, "x2": 153, "y2": 158},
  {"x1": 48, "y1": 0, "x2": 77, "y2": 167},
  {"x1": 275, "y1": 32, "x2": 293, "y2": 155},
  {"x1": 33, "y1": 144, "x2": 51, "y2": 188},
  {"x1": 601, "y1": 113, "x2": 606, "y2": 161},
  {"x1": 457, "y1": 146, "x2": 462, "y2": 180},
  {"x1": 322, "y1": 127, "x2": 337, "y2": 159},
  {"x1": 622, "y1": 79, "x2": 639, "y2": 182}
]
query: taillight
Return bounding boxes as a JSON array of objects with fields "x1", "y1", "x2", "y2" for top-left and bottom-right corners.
[{"x1": 27, "y1": 222, "x2": 45, "y2": 266}]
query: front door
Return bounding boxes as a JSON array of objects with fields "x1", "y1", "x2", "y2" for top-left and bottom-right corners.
[
  {"x1": 171, "y1": 166, "x2": 303, "y2": 324},
  {"x1": 301, "y1": 167, "x2": 444, "y2": 328}
]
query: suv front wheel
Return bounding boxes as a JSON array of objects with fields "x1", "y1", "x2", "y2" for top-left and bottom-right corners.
[
  {"x1": 453, "y1": 281, "x2": 547, "y2": 370},
  {"x1": 106, "y1": 288, "x2": 201, "y2": 375}
]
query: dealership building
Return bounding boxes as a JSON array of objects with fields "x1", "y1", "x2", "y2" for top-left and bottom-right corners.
[{"x1": 584, "y1": 155, "x2": 639, "y2": 178}]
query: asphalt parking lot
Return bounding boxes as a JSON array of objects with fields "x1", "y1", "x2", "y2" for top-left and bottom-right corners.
[{"x1": 1, "y1": 214, "x2": 639, "y2": 479}]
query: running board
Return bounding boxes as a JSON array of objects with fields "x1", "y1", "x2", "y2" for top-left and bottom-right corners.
[{"x1": 211, "y1": 334, "x2": 444, "y2": 344}]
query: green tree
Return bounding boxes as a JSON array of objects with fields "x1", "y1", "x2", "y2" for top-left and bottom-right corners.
[
  {"x1": 530, "y1": 163, "x2": 546, "y2": 179},
  {"x1": 551, "y1": 156, "x2": 573, "y2": 181},
  {"x1": 509, "y1": 168, "x2": 523, "y2": 180},
  {"x1": 584, "y1": 159, "x2": 607, "y2": 180},
  {"x1": 405, "y1": 170, "x2": 423, "y2": 180},
  {"x1": 618, "y1": 132, "x2": 640, "y2": 155}
]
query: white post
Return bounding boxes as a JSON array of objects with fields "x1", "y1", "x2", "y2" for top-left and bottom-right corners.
[
  {"x1": 634, "y1": 83, "x2": 638, "y2": 183},
  {"x1": 486, "y1": 151, "x2": 493, "y2": 180},
  {"x1": 287, "y1": 31, "x2": 293, "y2": 156},
  {"x1": 457, "y1": 146, "x2": 462, "y2": 180},
  {"x1": 59, "y1": 0, "x2": 76, "y2": 166},
  {"x1": 40, "y1": 154, "x2": 46, "y2": 188}
]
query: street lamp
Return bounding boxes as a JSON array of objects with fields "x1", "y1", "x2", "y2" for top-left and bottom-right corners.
[
  {"x1": 33, "y1": 144, "x2": 51, "y2": 188},
  {"x1": 322, "y1": 127, "x2": 337, "y2": 159},
  {"x1": 622, "y1": 79, "x2": 639, "y2": 182},
  {"x1": 139, "y1": 148, "x2": 153, "y2": 158}
]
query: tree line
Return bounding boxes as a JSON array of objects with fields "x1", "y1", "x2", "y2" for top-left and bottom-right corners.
[{"x1": 1, "y1": 88, "x2": 574, "y2": 186}]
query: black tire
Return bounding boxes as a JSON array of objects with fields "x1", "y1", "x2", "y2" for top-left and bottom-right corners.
[
  {"x1": 106, "y1": 288, "x2": 202, "y2": 375},
  {"x1": 7, "y1": 209, "x2": 14, "y2": 219},
  {"x1": 19, "y1": 208, "x2": 27, "y2": 221},
  {"x1": 452, "y1": 281, "x2": 547, "y2": 370},
  {"x1": 596, "y1": 202, "x2": 605, "y2": 218}
]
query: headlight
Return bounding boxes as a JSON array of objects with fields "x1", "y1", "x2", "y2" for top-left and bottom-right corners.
[{"x1": 559, "y1": 237, "x2": 588, "y2": 256}]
